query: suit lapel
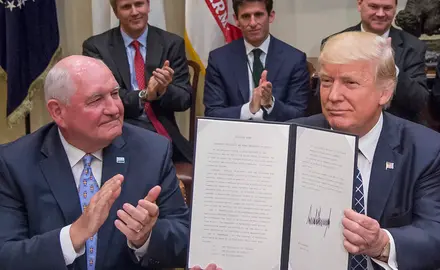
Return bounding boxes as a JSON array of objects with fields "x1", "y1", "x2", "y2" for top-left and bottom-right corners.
[
  {"x1": 367, "y1": 114, "x2": 402, "y2": 221},
  {"x1": 110, "y1": 29, "x2": 132, "y2": 90},
  {"x1": 96, "y1": 134, "x2": 129, "y2": 270},
  {"x1": 265, "y1": 36, "x2": 284, "y2": 83},
  {"x1": 232, "y1": 38, "x2": 251, "y2": 102},
  {"x1": 40, "y1": 125, "x2": 82, "y2": 225},
  {"x1": 389, "y1": 27, "x2": 403, "y2": 67},
  {"x1": 146, "y1": 25, "x2": 164, "y2": 81}
]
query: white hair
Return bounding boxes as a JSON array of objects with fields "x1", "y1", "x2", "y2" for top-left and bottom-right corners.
[
  {"x1": 320, "y1": 31, "x2": 397, "y2": 109},
  {"x1": 44, "y1": 64, "x2": 77, "y2": 104}
]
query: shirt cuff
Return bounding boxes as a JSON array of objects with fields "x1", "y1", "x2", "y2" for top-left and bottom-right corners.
[
  {"x1": 60, "y1": 225, "x2": 85, "y2": 265},
  {"x1": 371, "y1": 229, "x2": 398, "y2": 270},
  {"x1": 127, "y1": 233, "x2": 152, "y2": 261},
  {"x1": 263, "y1": 96, "x2": 275, "y2": 115},
  {"x1": 240, "y1": 102, "x2": 264, "y2": 120}
]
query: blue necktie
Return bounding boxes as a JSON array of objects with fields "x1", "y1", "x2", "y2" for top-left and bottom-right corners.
[
  {"x1": 78, "y1": 154, "x2": 99, "y2": 270},
  {"x1": 350, "y1": 167, "x2": 368, "y2": 270}
]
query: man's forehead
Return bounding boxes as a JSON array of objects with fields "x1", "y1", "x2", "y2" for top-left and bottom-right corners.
[{"x1": 320, "y1": 62, "x2": 374, "y2": 76}]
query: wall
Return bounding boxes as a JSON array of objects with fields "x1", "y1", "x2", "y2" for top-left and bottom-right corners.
[{"x1": 0, "y1": 0, "x2": 408, "y2": 144}]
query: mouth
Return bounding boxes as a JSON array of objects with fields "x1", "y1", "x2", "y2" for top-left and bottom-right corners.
[
  {"x1": 327, "y1": 110, "x2": 349, "y2": 116},
  {"x1": 101, "y1": 119, "x2": 120, "y2": 126}
]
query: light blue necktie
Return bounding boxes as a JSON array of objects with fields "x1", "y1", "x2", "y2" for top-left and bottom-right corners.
[
  {"x1": 78, "y1": 154, "x2": 99, "y2": 270},
  {"x1": 350, "y1": 167, "x2": 368, "y2": 270}
]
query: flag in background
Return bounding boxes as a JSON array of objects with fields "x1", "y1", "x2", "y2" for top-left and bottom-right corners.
[
  {"x1": 0, "y1": 0, "x2": 61, "y2": 126},
  {"x1": 92, "y1": 0, "x2": 167, "y2": 35},
  {"x1": 184, "y1": 0, "x2": 242, "y2": 74}
]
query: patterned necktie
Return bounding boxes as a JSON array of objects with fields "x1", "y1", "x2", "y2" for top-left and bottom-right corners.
[
  {"x1": 252, "y1": 48, "x2": 264, "y2": 87},
  {"x1": 131, "y1": 40, "x2": 171, "y2": 140},
  {"x1": 78, "y1": 154, "x2": 99, "y2": 270},
  {"x1": 350, "y1": 166, "x2": 368, "y2": 270}
]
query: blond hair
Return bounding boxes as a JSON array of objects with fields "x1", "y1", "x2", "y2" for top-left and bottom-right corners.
[{"x1": 320, "y1": 31, "x2": 397, "y2": 109}]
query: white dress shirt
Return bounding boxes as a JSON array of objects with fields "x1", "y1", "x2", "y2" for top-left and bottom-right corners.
[
  {"x1": 240, "y1": 35, "x2": 275, "y2": 120},
  {"x1": 356, "y1": 113, "x2": 398, "y2": 270},
  {"x1": 57, "y1": 130, "x2": 150, "y2": 265}
]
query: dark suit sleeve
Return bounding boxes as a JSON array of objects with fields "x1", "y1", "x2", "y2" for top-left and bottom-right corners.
[
  {"x1": 203, "y1": 52, "x2": 243, "y2": 118},
  {"x1": 82, "y1": 39, "x2": 143, "y2": 119},
  {"x1": 156, "y1": 38, "x2": 192, "y2": 112},
  {"x1": 431, "y1": 60, "x2": 440, "y2": 115},
  {"x1": 387, "y1": 154, "x2": 440, "y2": 269},
  {"x1": 0, "y1": 154, "x2": 67, "y2": 270},
  {"x1": 141, "y1": 141, "x2": 189, "y2": 268},
  {"x1": 263, "y1": 52, "x2": 310, "y2": 121},
  {"x1": 393, "y1": 43, "x2": 429, "y2": 114}
]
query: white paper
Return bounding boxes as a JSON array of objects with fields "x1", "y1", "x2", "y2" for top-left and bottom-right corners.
[
  {"x1": 289, "y1": 126, "x2": 356, "y2": 270},
  {"x1": 188, "y1": 119, "x2": 290, "y2": 270}
]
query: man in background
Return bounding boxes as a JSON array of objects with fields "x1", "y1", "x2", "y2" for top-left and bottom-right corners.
[
  {"x1": 0, "y1": 55, "x2": 189, "y2": 269},
  {"x1": 83, "y1": 0, "x2": 193, "y2": 163},
  {"x1": 322, "y1": 0, "x2": 429, "y2": 124},
  {"x1": 203, "y1": 0, "x2": 310, "y2": 122}
]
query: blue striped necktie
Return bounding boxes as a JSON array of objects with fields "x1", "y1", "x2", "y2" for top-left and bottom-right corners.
[
  {"x1": 78, "y1": 154, "x2": 99, "y2": 270},
  {"x1": 350, "y1": 167, "x2": 368, "y2": 270}
]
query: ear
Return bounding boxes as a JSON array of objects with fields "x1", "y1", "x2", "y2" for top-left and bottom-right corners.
[
  {"x1": 357, "y1": 0, "x2": 363, "y2": 12},
  {"x1": 378, "y1": 85, "x2": 394, "y2": 107},
  {"x1": 146, "y1": 0, "x2": 150, "y2": 13},
  {"x1": 233, "y1": 13, "x2": 239, "y2": 27},
  {"x1": 269, "y1": 10, "x2": 275, "y2": 23},
  {"x1": 46, "y1": 99, "x2": 67, "y2": 129}
]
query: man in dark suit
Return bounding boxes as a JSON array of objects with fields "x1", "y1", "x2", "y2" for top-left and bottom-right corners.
[
  {"x1": 203, "y1": 0, "x2": 310, "y2": 122},
  {"x1": 82, "y1": 0, "x2": 193, "y2": 163},
  {"x1": 321, "y1": 0, "x2": 429, "y2": 124},
  {"x1": 296, "y1": 31, "x2": 440, "y2": 270},
  {"x1": 0, "y1": 55, "x2": 189, "y2": 269}
]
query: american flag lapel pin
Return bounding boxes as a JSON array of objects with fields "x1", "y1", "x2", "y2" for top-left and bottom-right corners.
[
  {"x1": 385, "y1": 161, "x2": 394, "y2": 170},
  {"x1": 116, "y1": 157, "x2": 125, "y2": 164}
]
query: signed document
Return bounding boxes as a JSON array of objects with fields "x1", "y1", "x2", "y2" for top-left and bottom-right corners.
[
  {"x1": 288, "y1": 126, "x2": 356, "y2": 270},
  {"x1": 188, "y1": 118, "x2": 357, "y2": 270}
]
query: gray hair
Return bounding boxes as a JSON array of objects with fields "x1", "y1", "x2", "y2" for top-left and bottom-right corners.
[
  {"x1": 320, "y1": 31, "x2": 397, "y2": 109},
  {"x1": 44, "y1": 64, "x2": 76, "y2": 104}
]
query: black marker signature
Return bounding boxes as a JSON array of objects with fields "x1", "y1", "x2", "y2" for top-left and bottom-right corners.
[{"x1": 306, "y1": 205, "x2": 332, "y2": 237}]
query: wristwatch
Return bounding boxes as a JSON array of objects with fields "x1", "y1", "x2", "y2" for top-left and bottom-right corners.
[
  {"x1": 138, "y1": 89, "x2": 148, "y2": 100},
  {"x1": 374, "y1": 241, "x2": 390, "y2": 262}
]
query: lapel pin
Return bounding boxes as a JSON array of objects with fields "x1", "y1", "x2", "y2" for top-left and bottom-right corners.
[
  {"x1": 385, "y1": 161, "x2": 394, "y2": 170},
  {"x1": 116, "y1": 157, "x2": 125, "y2": 164}
]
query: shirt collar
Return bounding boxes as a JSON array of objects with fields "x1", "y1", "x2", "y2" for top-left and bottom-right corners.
[
  {"x1": 360, "y1": 24, "x2": 390, "y2": 38},
  {"x1": 358, "y1": 113, "x2": 383, "y2": 163},
  {"x1": 120, "y1": 26, "x2": 149, "y2": 49},
  {"x1": 58, "y1": 129, "x2": 103, "y2": 168},
  {"x1": 244, "y1": 34, "x2": 271, "y2": 56}
]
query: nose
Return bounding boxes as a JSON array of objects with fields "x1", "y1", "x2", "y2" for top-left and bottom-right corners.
[
  {"x1": 376, "y1": 8, "x2": 385, "y2": 17},
  {"x1": 131, "y1": 5, "x2": 139, "y2": 15},
  {"x1": 327, "y1": 82, "x2": 345, "y2": 103},
  {"x1": 249, "y1": 15, "x2": 257, "y2": 27},
  {"x1": 103, "y1": 97, "x2": 120, "y2": 117}
]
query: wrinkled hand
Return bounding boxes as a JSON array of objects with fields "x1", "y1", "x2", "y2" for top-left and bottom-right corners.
[
  {"x1": 342, "y1": 209, "x2": 389, "y2": 257},
  {"x1": 70, "y1": 174, "x2": 124, "y2": 252},
  {"x1": 259, "y1": 70, "x2": 273, "y2": 107},
  {"x1": 190, "y1": 263, "x2": 222, "y2": 270},
  {"x1": 115, "y1": 185, "x2": 161, "y2": 248}
]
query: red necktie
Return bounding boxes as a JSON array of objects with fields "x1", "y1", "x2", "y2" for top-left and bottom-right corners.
[{"x1": 131, "y1": 40, "x2": 171, "y2": 140}]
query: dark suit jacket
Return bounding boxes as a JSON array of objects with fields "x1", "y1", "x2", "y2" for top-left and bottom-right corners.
[
  {"x1": 82, "y1": 25, "x2": 193, "y2": 163},
  {"x1": 0, "y1": 123, "x2": 190, "y2": 270},
  {"x1": 430, "y1": 59, "x2": 440, "y2": 118},
  {"x1": 321, "y1": 24, "x2": 429, "y2": 123},
  {"x1": 291, "y1": 113, "x2": 440, "y2": 270},
  {"x1": 203, "y1": 35, "x2": 310, "y2": 122}
]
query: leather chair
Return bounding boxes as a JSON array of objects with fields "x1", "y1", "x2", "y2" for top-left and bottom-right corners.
[{"x1": 175, "y1": 60, "x2": 200, "y2": 206}]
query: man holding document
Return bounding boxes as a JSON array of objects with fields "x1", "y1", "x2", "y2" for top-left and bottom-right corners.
[
  {"x1": 293, "y1": 31, "x2": 440, "y2": 269},
  {"x1": 189, "y1": 31, "x2": 440, "y2": 270}
]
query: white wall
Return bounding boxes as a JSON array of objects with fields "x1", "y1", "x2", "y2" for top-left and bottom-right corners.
[{"x1": 271, "y1": 0, "x2": 408, "y2": 57}]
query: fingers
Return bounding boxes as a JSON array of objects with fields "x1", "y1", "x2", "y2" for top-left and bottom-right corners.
[
  {"x1": 162, "y1": 60, "x2": 170, "y2": 68},
  {"x1": 144, "y1": 185, "x2": 161, "y2": 202},
  {"x1": 153, "y1": 68, "x2": 173, "y2": 85},
  {"x1": 344, "y1": 209, "x2": 377, "y2": 231},
  {"x1": 344, "y1": 238, "x2": 361, "y2": 254},
  {"x1": 206, "y1": 264, "x2": 221, "y2": 270},
  {"x1": 260, "y1": 70, "x2": 268, "y2": 83},
  {"x1": 343, "y1": 228, "x2": 367, "y2": 249},
  {"x1": 114, "y1": 219, "x2": 147, "y2": 241},
  {"x1": 117, "y1": 205, "x2": 146, "y2": 232},
  {"x1": 138, "y1": 199, "x2": 159, "y2": 217}
]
